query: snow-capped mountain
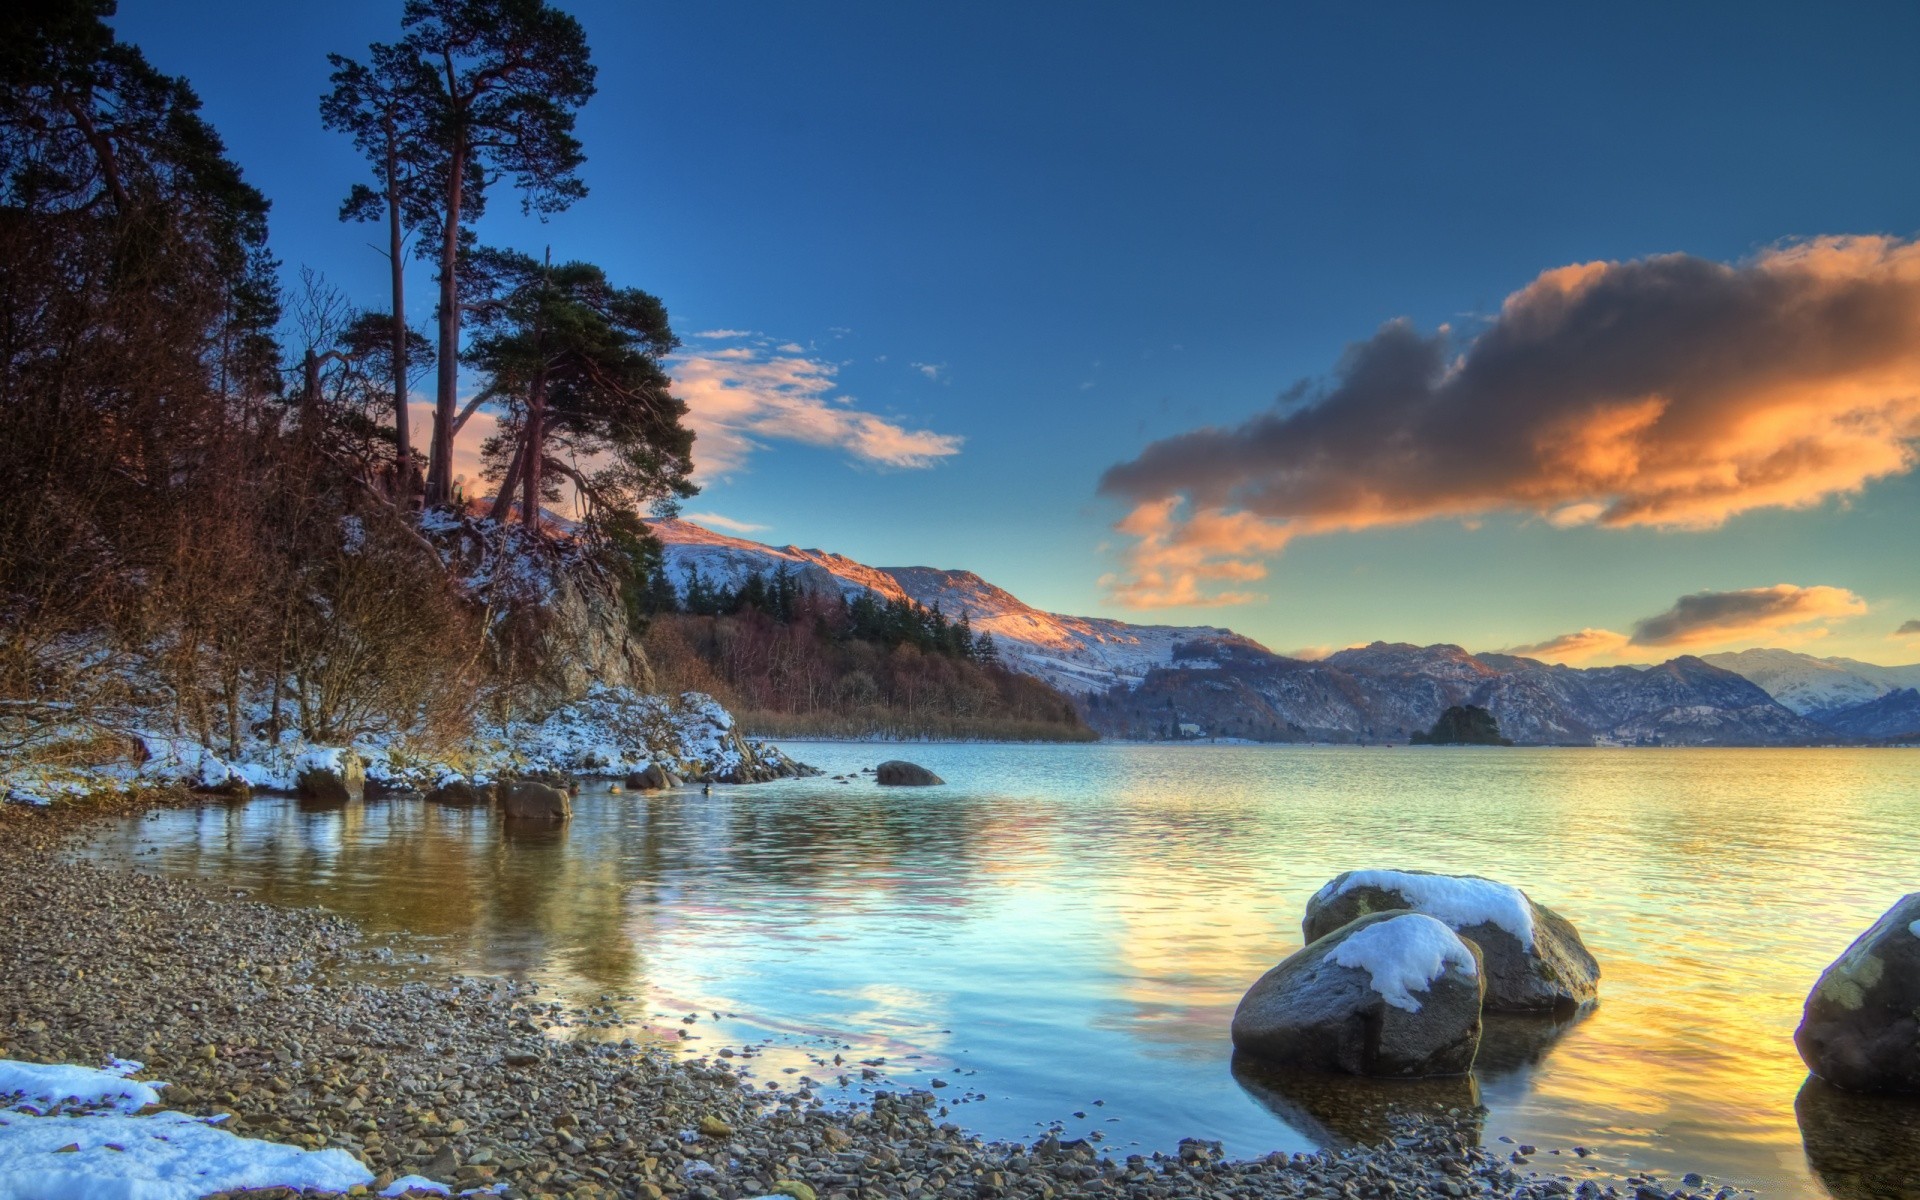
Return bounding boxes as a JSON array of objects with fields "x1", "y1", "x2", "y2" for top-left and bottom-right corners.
[
  {"x1": 1700, "y1": 648, "x2": 1920, "y2": 718},
  {"x1": 647, "y1": 519, "x2": 1265, "y2": 692}
]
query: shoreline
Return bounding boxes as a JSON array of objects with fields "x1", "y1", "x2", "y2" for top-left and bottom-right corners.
[{"x1": 1, "y1": 794, "x2": 1749, "y2": 1200}]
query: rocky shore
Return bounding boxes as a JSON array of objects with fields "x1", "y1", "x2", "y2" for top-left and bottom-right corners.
[{"x1": 1, "y1": 795, "x2": 1748, "y2": 1200}]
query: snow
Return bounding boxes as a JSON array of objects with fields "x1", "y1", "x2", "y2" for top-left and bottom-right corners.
[
  {"x1": 1325, "y1": 913, "x2": 1478, "y2": 1013},
  {"x1": 1316, "y1": 870, "x2": 1537, "y2": 949},
  {"x1": 0, "y1": 1061, "x2": 162, "y2": 1115},
  {"x1": 0, "y1": 1057, "x2": 451, "y2": 1200},
  {"x1": 1910, "y1": 919, "x2": 1920, "y2": 939},
  {"x1": 1702, "y1": 648, "x2": 1920, "y2": 716}
]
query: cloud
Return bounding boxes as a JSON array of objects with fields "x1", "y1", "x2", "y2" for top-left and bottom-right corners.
[
  {"x1": 692, "y1": 328, "x2": 755, "y2": 339},
  {"x1": 682, "y1": 511, "x2": 768, "y2": 534},
  {"x1": 912, "y1": 361, "x2": 948, "y2": 382},
  {"x1": 1099, "y1": 236, "x2": 1920, "y2": 606},
  {"x1": 1511, "y1": 583, "x2": 1868, "y2": 664},
  {"x1": 671, "y1": 337, "x2": 962, "y2": 478},
  {"x1": 1895, "y1": 619, "x2": 1920, "y2": 642},
  {"x1": 1505, "y1": 628, "x2": 1633, "y2": 663}
]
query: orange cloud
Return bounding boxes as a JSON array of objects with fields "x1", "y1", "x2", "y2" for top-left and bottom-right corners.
[
  {"x1": 1100, "y1": 237, "x2": 1920, "y2": 606},
  {"x1": 1511, "y1": 584, "x2": 1868, "y2": 665},
  {"x1": 670, "y1": 337, "x2": 962, "y2": 479}
]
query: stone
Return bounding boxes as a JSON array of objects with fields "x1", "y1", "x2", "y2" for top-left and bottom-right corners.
[
  {"x1": 425, "y1": 780, "x2": 491, "y2": 806},
  {"x1": 1795, "y1": 893, "x2": 1920, "y2": 1092},
  {"x1": 502, "y1": 781, "x2": 570, "y2": 822},
  {"x1": 626, "y1": 764, "x2": 682, "y2": 791},
  {"x1": 1304, "y1": 869, "x2": 1599, "y2": 1013},
  {"x1": 296, "y1": 751, "x2": 365, "y2": 805},
  {"x1": 1232, "y1": 910, "x2": 1485, "y2": 1077},
  {"x1": 874, "y1": 760, "x2": 944, "y2": 786}
]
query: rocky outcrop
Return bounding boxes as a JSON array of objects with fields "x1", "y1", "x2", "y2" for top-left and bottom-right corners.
[
  {"x1": 502, "y1": 781, "x2": 570, "y2": 822},
  {"x1": 295, "y1": 750, "x2": 364, "y2": 805},
  {"x1": 1305, "y1": 869, "x2": 1598, "y2": 1013},
  {"x1": 1796, "y1": 893, "x2": 1920, "y2": 1092},
  {"x1": 875, "y1": 760, "x2": 944, "y2": 786},
  {"x1": 1232, "y1": 911, "x2": 1484, "y2": 1076}
]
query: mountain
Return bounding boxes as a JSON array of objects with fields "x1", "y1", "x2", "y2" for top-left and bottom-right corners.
[
  {"x1": 1087, "y1": 641, "x2": 1832, "y2": 746},
  {"x1": 1700, "y1": 648, "x2": 1920, "y2": 719},
  {"x1": 1817, "y1": 688, "x2": 1920, "y2": 740},
  {"x1": 648, "y1": 519, "x2": 1265, "y2": 693},
  {"x1": 647, "y1": 520, "x2": 1871, "y2": 746}
]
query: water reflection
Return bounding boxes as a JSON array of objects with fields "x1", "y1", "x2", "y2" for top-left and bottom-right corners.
[
  {"x1": 75, "y1": 743, "x2": 1920, "y2": 1200},
  {"x1": 1796, "y1": 1077, "x2": 1920, "y2": 1200},
  {"x1": 1230, "y1": 1053, "x2": 1483, "y2": 1148}
]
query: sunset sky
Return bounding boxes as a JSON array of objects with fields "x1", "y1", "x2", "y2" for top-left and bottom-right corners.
[{"x1": 117, "y1": 1, "x2": 1920, "y2": 665}]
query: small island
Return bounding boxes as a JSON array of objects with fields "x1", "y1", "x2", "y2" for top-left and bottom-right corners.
[{"x1": 1411, "y1": 705, "x2": 1514, "y2": 746}]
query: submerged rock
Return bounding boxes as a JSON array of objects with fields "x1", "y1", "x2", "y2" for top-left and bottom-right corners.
[
  {"x1": 1796, "y1": 893, "x2": 1920, "y2": 1092},
  {"x1": 1305, "y1": 869, "x2": 1599, "y2": 1013},
  {"x1": 1232, "y1": 910, "x2": 1484, "y2": 1076},
  {"x1": 875, "y1": 760, "x2": 944, "y2": 786},
  {"x1": 426, "y1": 780, "x2": 492, "y2": 806},
  {"x1": 294, "y1": 750, "x2": 364, "y2": 805},
  {"x1": 501, "y1": 780, "x2": 570, "y2": 822}
]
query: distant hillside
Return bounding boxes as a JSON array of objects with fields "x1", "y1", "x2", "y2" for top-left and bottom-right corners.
[
  {"x1": 1086, "y1": 641, "x2": 1834, "y2": 747},
  {"x1": 645, "y1": 519, "x2": 1910, "y2": 748},
  {"x1": 649, "y1": 519, "x2": 1265, "y2": 693},
  {"x1": 1701, "y1": 648, "x2": 1920, "y2": 719}
]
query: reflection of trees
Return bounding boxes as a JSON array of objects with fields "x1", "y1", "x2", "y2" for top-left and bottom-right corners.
[
  {"x1": 1797, "y1": 1076, "x2": 1920, "y2": 1200},
  {"x1": 1230, "y1": 1051, "x2": 1482, "y2": 1149}
]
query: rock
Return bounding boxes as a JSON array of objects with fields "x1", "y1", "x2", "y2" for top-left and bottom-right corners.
[
  {"x1": 1232, "y1": 910, "x2": 1485, "y2": 1076},
  {"x1": 874, "y1": 760, "x2": 943, "y2": 786},
  {"x1": 295, "y1": 751, "x2": 364, "y2": 805},
  {"x1": 425, "y1": 780, "x2": 491, "y2": 806},
  {"x1": 626, "y1": 764, "x2": 682, "y2": 791},
  {"x1": 1795, "y1": 893, "x2": 1920, "y2": 1092},
  {"x1": 1304, "y1": 869, "x2": 1599, "y2": 1013},
  {"x1": 502, "y1": 781, "x2": 570, "y2": 822}
]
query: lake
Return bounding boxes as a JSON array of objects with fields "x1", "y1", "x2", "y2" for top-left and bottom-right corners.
[{"x1": 79, "y1": 743, "x2": 1920, "y2": 1198}]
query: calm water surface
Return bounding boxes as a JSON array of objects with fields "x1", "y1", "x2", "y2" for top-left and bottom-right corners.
[{"x1": 80, "y1": 744, "x2": 1920, "y2": 1198}]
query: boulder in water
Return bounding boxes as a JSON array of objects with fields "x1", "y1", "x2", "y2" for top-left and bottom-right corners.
[
  {"x1": 295, "y1": 749, "x2": 364, "y2": 805},
  {"x1": 503, "y1": 780, "x2": 571, "y2": 822},
  {"x1": 426, "y1": 779, "x2": 491, "y2": 806},
  {"x1": 1304, "y1": 869, "x2": 1598, "y2": 1013},
  {"x1": 875, "y1": 760, "x2": 943, "y2": 786},
  {"x1": 1232, "y1": 910, "x2": 1484, "y2": 1076},
  {"x1": 626, "y1": 763, "x2": 682, "y2": 791},
  {"x1": 1796, "y1": 893, "x2": 1920, "y2": 1093}
]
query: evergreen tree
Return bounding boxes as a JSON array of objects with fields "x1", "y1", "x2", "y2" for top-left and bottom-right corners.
[{"x1": 396, "y1": 0, "x2": 597, "y2": 506}]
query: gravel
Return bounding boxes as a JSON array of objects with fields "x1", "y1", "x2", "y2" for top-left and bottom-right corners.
[{"x1": 0, "y1": 792, "x2": 1753, "y2": 1200}]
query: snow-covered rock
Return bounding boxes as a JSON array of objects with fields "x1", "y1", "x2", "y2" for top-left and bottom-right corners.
[
  {"x1": 1702, "y1": 648, "x2": 1920, "y2": 718},
  {"x1": 1231, "y1": 911, "x2": 1484, "y2": 1076},
  {"x1": 1304, "y1": 869, "x2": 1599, "y2": 1013}
]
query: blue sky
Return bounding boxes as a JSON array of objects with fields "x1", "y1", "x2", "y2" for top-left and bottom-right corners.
[{"x1": 114, "y1": 1, "x2": 1920, "y2": 662}]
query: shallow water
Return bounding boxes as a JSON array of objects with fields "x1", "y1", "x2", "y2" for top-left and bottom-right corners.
[{"x1": 79, "y1": 743, "x2": 1920, "y2": 1198}]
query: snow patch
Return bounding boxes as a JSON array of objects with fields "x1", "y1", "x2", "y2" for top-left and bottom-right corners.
[
  {"x1": 1910, "y1": 919, "x2": 1920, "y2": 939},
  {"x1": 1326, "y1": 913, "x2": 1478, "y2": 1012},
  {"x1": 1317, "y1": 869, "x2": 1536, "y2": 949},
  {"x1": 0, "y1": 1061, "x2": 162, "y2": 1115}
]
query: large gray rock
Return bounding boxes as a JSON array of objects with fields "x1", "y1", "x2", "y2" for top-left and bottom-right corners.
[
  {"x1": 626, "y1": 763, "x2": 681, "y2": 791},
  {"x1": 875, "y1": 760, "x2": 943, "y2": 786},
  {"x1": 1796, "y1": 893, "x2": 1920, "y2": 1093},
  {"x1": 1304, "y1": 869, "x2": 1599, "y2": 1013},
  {"x1": 502, "y1": 780, "x2": 571, "y2": 822},
  {"x1": 1231, "y1": 910, "x2": 1485, "y2": 1077},
  {"x1": 295, "y1": 751, "x2": 364, "y2": 805}
]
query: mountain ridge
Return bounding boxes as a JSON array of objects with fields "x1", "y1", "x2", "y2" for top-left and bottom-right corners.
[{"x1": 648, "y1": 519, "x2": 1914, "y2": 745}]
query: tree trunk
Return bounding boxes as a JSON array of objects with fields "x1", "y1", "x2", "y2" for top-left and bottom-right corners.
[
  {"x1": 489, "y1": 433, "x2": 528, "y2": 524},
  {"x1": 385, "y1": 120, "x2": 412, "y2": 504},
  {"x1": 522, "y1": 371, "x2": 547, "y2": 533},
  {"x1": 429, "y1": 136, "x2": 467, "y2": 507}
]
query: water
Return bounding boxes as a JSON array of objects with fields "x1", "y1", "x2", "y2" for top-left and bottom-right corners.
[{"x1": 78, "y1": 743, "x2": 1920, "y2": 1198}]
